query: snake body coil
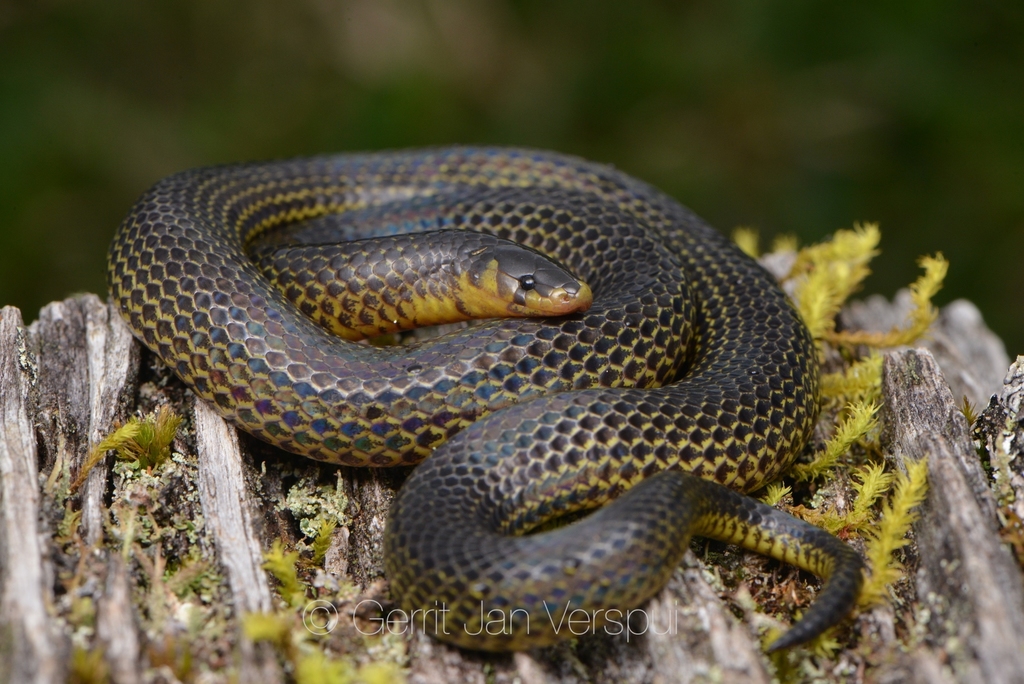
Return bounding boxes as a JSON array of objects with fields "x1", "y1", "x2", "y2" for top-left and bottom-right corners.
[{"x1": 108, "y1": 147, "x2": 863, "y2": 651}]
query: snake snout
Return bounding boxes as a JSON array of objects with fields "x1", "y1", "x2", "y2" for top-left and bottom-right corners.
[{"x1": 536, "y1": 281, "x2": 593, "y2": 315}]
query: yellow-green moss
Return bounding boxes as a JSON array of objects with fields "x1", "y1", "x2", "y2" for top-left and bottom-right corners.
[
  {"x1": 791, "y1": 400, "x2": 880, "y2": 481},
  {"x1": 312, "y1": 519, "x2": 339, "y2": 565},
  {"x1": 732, "y1": 226, "x2": 761, "y2": 257},
  {"x1": 295, "y1": 652, "x2": 406, "y2": 684},
  {"x1": 859, "y1": 459, "x2": 930, "y2": 607},
  {"x1": 745, "y1": 224, "x2": 941, "y2": 672},
  {"x1": 791, "y1": 223, "x2": 881, "y2": 344},
  {"x1": 263, "y1": 539, "x2": 307, "y2": 609},
  {"x1": 819, "y1": 354, "x2": 883, "y2": 407},
  {"x1": 68, "y1": 646, "x2": 109, "y2": 684},
  {"x1": 826, "y1": 253, "x2": 948, "y2": 348},
  {"x1": 761, "y1": 483, "x2": 792, "y2": 507},
  {"x1": 73, "y1": 406, "x2": 183, "y2": 491}
]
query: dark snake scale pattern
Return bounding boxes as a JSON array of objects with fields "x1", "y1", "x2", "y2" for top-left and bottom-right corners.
[{"x1": 108, "y1": 147, "x2": 863, "y2": 651}]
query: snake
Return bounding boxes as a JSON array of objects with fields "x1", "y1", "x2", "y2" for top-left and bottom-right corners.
[{"x1": 108, "y1": 147, "x2": 863, "y2": 652}]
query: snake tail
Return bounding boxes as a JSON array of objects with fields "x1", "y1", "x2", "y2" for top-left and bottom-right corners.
[{"x1": 692, "y1": 479, "x2": 864, "y2": 652}]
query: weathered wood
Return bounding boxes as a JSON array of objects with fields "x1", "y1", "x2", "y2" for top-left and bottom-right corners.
[
  {"x1": 868, "y1": 648, "x2": 957, "y2": 684},
  {"x1": 193, "y1": 397, "x2": 282, "y2": 683},
  {"x1": 2, "y1": 287, "x2": 1022, "y2": 683},
  {"x1": 0, "y1": 306, "x2": 67, "y2": 684},
  {"x1": 95, "y1": 554, "x2": 142, "y2": 684},
  {"x1": 341, "y1": 467, "x2": 406, "y2": 587},
  {"x1": 403, "y1": 551, "x2": 773, "y2": 684},
  {"x1": 883, "y1": 348, "x2": 1024, "y2": 684},
  {"x1": 194, "y1": 399, "x2": 274, "y2": 616},
  {"x1": 974, "y1": 355, "x2": 1024, "y2": 521},
  {"x1": 28, "y1": 297, "x2": 144, "y2": 683},
  {"x1": 31, "y1": 299, "x2": 93, "y2": 483},
  {"x1": 30, "y1": 295, "x2": 140, "y2": 545},
  {"x1": 83, "y1": 296, "x2": 140, "y2": 545},
  {"x1": 643, "y1": 560, "x2": 771, "y2": 684}
]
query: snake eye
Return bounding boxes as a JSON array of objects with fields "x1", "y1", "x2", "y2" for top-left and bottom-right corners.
[{"x1": 519, "y1": 275, "x2": 536, "y2": 291}]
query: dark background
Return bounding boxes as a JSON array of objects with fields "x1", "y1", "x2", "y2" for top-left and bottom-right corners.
[{"x1": 2, "y1": 1, "x2": 1021, "y2": 354}]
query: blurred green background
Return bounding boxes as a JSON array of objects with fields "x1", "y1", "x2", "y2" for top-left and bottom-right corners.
[{"x1": 1, "y1": 1, "x2": 1021, "y2": 353}]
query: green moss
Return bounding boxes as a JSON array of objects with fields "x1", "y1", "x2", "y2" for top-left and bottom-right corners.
[
  {"x1": 74, "y1": 406, "x2": 183, "y2": 491},
  {"x1": 731, "y1": 226, "x2": 760, "y2": 257},
  {"x1": 164, "y1": 552, "x2": 219, "y2": 602},
  {"x1": 761, "y1": 483, "x2": 792, "y2": 507},
  {"x1": 56, "y1": 503, "x2": 83, "y2": 547},
  {"x1": 242, "y1": 611, "x2": 294, "y2": 649},
  {"x1": 859, "y1": 459, "x2": 930, "y2": 607},
  {"x1": 747, "y1": 229, "x2": 943, "y2": 671},
  {"x1": 263, "y1": 539, "x2": 307, "y2": 608},
  {"x1": 791, "y1": 400, "x2": 880, "y2": 481},
  {"x1": 68, "y1": 646, "x2": 109, "y2": 684},
  {"x1": 312, "y1": 519, "x2": 339, "y2": 565}
]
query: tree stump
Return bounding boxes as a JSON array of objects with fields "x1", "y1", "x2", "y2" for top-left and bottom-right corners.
[{"x1": 1, "y1": 291, "x2": 1021, "y2": 684}]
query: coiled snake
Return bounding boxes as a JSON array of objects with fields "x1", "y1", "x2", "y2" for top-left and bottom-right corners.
[{"x1": 108, "y1": 147, "x2": 863, "y2": 652}]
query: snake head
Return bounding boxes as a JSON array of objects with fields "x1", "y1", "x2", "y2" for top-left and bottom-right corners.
[{"x1": 466, "y1": 242, "x2": 593, "y2": 317}]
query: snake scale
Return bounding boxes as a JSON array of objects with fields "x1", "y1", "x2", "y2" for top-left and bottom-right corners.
[{"x1": 108, "y1": 147, "x2": 863, "y2": 652}]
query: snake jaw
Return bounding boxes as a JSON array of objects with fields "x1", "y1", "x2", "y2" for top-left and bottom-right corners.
[{"x1": 521, "y1": 282, "x2": 593, "y2": 316}]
